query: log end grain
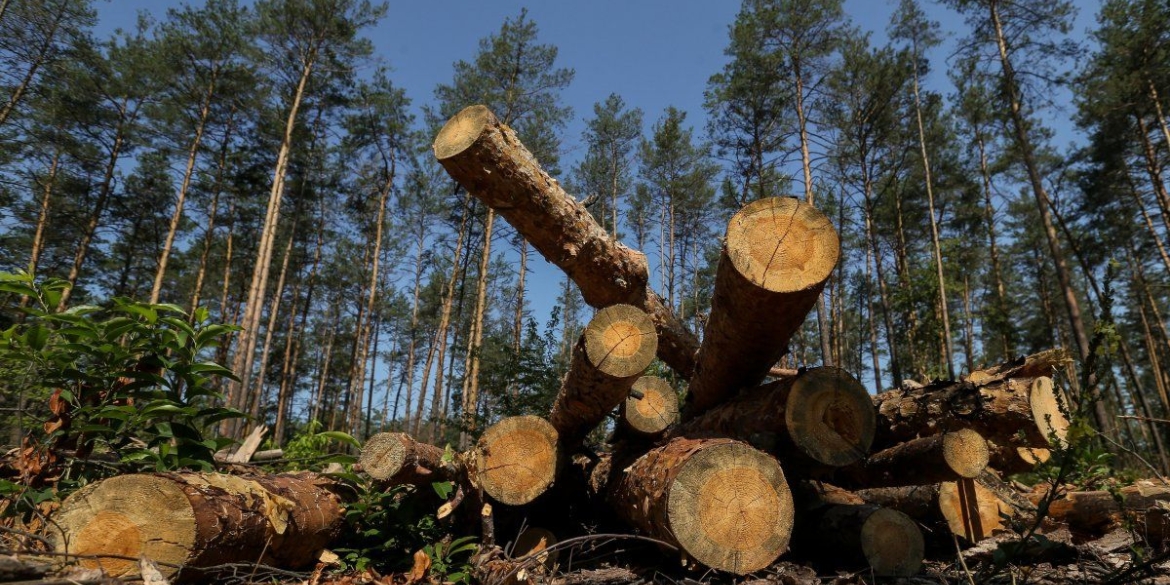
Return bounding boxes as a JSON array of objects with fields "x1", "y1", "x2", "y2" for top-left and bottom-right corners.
[
  {"x1": 584, "y1": 304, "x2": 657, "y2": 378},
  {"x1": 622, "y1": 376, "x2": 679, "y2": 436},
  {"x1": 859, "y1": 508, "x2": 925, "y2": 577},
  {"x1": 786, "y1": 367, "x2": 875, "y2": 467},
  {"x1": 944, "y1": 428, "x2": 992, "y2": 479},
  {"x1": 475, "y1": 416, "x2": 560, "y2": 506},
  {"x1": 726, "y1": 197, "x2": 839, "y2": 294},
  {"x1": 433, "y1": 105, "x2": 493, "y2": 160},
  {"x1": 667, "y1": 442, "x2": 794, "y2": 574},
  {"x1": 1030, "y1": 377, "x2": 1069, "y2": 447},
  {"x1": 939, "y1": 479, "x2": 1008, "y2": 542}
]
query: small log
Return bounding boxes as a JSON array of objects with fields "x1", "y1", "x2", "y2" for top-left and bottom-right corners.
[
  {"x1": 359, "y1": 432, "x2": 458, "y2": 485},
  {"x1": 1033, "y1": 479, "x2": 1170, "y2": 533},
  {"x1": 684, "y1": 197, "x2": 839, "y2": 418},
  {"x1": 857, "y1": 479, "x2": 1010, "y2": 543},
  {"x1": 550, "y1": 304, "x2": 657, "y2": 448},
  {"x1": 607, "y1": 436, "x2": 794, "y2": 574},
  {"x1": 50, "y1": 472, "x2": 343, "y2": 579},
  {"x1": 674, "y1": 367, "x2": 874, "y2": 469},
  {"x1": 837, "y1": 429, "x2": 990, "y2": 488},
  {"x1": 802, "y1": 504, "x2": 924, "y2": 577},
  {"x1": 474, "y1": 415, "x2": 560, "y2": 506},
  {"x1": 873, "y1": 375, "x2": 1068, "y2": 460},
  {"x1": 434, "y1": 105, "x2": 699, "y2": 377},
  {"x1": 620, "y1": 376, "x2": 678, "y2": 437},
  {"x1": 966, "y1": 348, "x2": 1072, "y2": 386}
]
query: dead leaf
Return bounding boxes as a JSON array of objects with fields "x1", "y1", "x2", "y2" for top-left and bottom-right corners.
[
  {"x1": 405, "y1": 549, "x2": 431, "y2": 584},
  {"x1": 139, "y1": 556, "x2": 170, "y2": 585}
]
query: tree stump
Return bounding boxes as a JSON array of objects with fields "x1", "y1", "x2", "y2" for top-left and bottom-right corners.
[
  {"x1": 474, "y1": 415, "x2": 560, "y2": 506},
  {"x1": 550, "y1": 304, "x2": 657, "y2": 448},
  {"x1": 684, "y1": 197, "x2": 839, "y2": 418},
  {"x1": 607, "y1": 437, "x2": 794, "y2": 574},
  {"x1": 50, "y1": 472, "x2": 343, "y2": 579}
]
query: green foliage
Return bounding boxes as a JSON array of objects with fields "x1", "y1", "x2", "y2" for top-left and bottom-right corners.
[
  {"x1": 0, "y1": 271, "x2": 244, "y2": 480},
  {"x1": 330, "y1": 478, "x2": 450, "y2": 573},
  {"x1": 276, "y1": 420, "x2": 360, "y2": 471},
  {"x1": 423, "y1": 535, "x2": 478, "y2": 585}
]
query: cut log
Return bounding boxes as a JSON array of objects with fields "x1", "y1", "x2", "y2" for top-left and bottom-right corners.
[
  {"x1": 607, "y1": 436, "x2": 794, "y2": 574},
  {"x1": 474, "y1": 415, "x2": 560, "y2": 506},
  {"x1": 965, "y1": 348, "x2": 1072, "y2": 386},
  {"x1": 837, "y1": 429, "x2": 990, "y2": 488},
  {"x1": 674, "y1": 367, "x2": 874, "y2": 469},
  {"x1": 873, "y1": 375, "x2": 1068, "y2": 461},
  {"x1": 683, "y1": 197, "x2": 839, "y2": 417},
  {"x1": 620, "y1": 376, "x2": 678, "y2": 437},
  {"x1": 550, "y1": 304, "x2": 657, "y2": 448},
  {"x1": 802, "y1": 504, "x2": 924, "y2": 577},
  {"x1": 433, "y1": 105, "x2": 699, "y2": 377},
  {"x1": 857, "y1": 479, "x2": 1010, "y2": 543},
  {"x1": 359, "y1": 432, "x2": 458, "y2": 485},
  {"x1": 49, "y1": 472, "x2": 343, "y2": 579},
  {"x1": 1033, "y1": 480, "x2": 1170, "y2": 533}
]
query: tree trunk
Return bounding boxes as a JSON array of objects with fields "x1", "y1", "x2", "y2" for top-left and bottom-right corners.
[
  {"x1": 26, "y1": 143, "x2": 60, "y2": 277},
  {"x1": 549, "y1": 304, "x2": 657, "y2": 449},
  {"x1": 606, "y1": 437, "x2": 794, "y2": 574},
  {"x1": 675, "y1": 367, "x2": 873, "y2": 470},
  {"x1": 50, "y1": 472, "x2": 344, "y2": 580},
  {"x1": 683, "y1": 197, "x2": 839, "y2": 417},
  {"x1": 433, "y1": 105, "x2": 699, "y2": 377},
  {"x1": 472, "y1": 415, "x2": 560, "y2": 506},
  {"x1": 460, "y1": 208, "x2": 495, "y2": 445},
  {"x1": 248, "y1": 226, "x2": 297, "y2": 422},
  {"x1": 836, "y1": 429, "x2": 989, "y2": 488},
  {"x1": 975, "y1": 130, "x2": 1013, "y2": 359},
  {"x1": 0, "y1": 0, "x2": 66, "y2": 128},
  {"x1": 619, "y1": 376, "x2": 678, "y2": 437}
]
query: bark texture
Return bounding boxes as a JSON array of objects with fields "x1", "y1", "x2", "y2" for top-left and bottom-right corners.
[
  {"x1": 433, "y1": 105, "x2": 698, "y2": 377},
  {"x1": 51, "y1": 472, "x2": 343, "y2": 580},
  {"x1": 684, "y1": 197, "x2": 839, "y2": 418}
]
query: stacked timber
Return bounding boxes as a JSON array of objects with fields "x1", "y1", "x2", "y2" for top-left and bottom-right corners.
[{"x1": 51, "y1": 104, "x2": 1095, "y2": 580}]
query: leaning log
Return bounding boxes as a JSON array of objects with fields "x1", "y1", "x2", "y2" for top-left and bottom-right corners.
[
  {"x1": 50, "y1": 472, "x2": 344, "y2": 580},
  {"x1": 684, "y1": 197, "x2": 839, "y2": 418},
  {"x1": 620, "y1": 376, "x2": 679, "y2": 437},
  {"x1": 433, "y1": 105, "x2": 699, "y2": 376},
  {"x1": 360, "y1": 432, "x2": 460, "y2": 486},
  {"x1": 607, "y1": 437, "x2": 794, "y2": 574},
  {"x1": 836, "y1": 429, "x2": 990, "y2": 488},
  {"x1": 550, "y1": 304, "x2": 657, "y2": 449},
  {"x1": 873, "y1": 375, "x2": 1069, "y2": 466},
  {"x1": 473, "y1": 415, "x2": 561, "y2": 506},
  {"x1": 673, "y1": 367, "x2": 874, "y2": 470},
  {"x1": 857, "y1": 479, "x2": 1011, "y2": 543}
]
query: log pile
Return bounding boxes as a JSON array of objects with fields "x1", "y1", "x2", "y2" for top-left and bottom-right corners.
[{"x1": 47, "y1": 104, "x2": 1160, "y2": 581}]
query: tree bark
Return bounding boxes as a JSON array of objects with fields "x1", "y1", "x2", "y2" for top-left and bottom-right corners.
[
  {"x1": 433, "y1": 105, "x2": 699, "y2": 377},
  {"x1": 683, "y1": 197, "x2": 839, "y2": 418},
  {"x1": 50, "y1": 472, "x2": 344, "y2": 580},
  {"x1": 1033, "y1": 480, "x2": 1170, "y2": 536},
  {"x1": 549, "y1": 304, "x2": 657, "y2": 449},
  {"x1": 606, "y1": 437, "x2": 794, "y2": 574},
  {"x1": 675, "y1": 367, "x2": 873, "y2": 471}
]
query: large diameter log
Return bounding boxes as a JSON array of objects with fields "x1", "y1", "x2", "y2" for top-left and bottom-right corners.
[
  {"x1": 360, "y1": 432, "x2": 459, "y2": 485},
  {"x1": 674, "y1": 367, "x2": 874, "y2": 469},
  {"x1": 607, "y1": 437, "x2": 794, "y2": 574},
  {"x1": 621, "y1": 376, "x2": 679, "y2": 437},
  {"x1": 684, "y1": 197, "x2": 840, "y2": 417},
  {"x1": 804, "y1": 505, "x2": 924, "y2": 577},
  {"x1": 837, "y1": 429, "x2": 990, "y2": 488},
  {"x1": 857, "y1": 479, "x2": 1011, "y2": 543},
  {"x1": 434, "y1": 105, "x2": 699, "y2": 376},
  {"x1": 50, "y1": 472, "x2": 343, "y2": 579},
  {"x1": 874, "y1": 376, "x2": 1068, "y2": 458},
  {"x1": 474, "y1": 415, "x2": 560, "y2": 506},
  {"x1": 550, "y1": 304, "x2": 657, "y2": 448}
]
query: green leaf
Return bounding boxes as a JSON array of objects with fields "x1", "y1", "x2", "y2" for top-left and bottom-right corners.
[
  {"x1": 317, "y1": 431, "x2": 360, "y2": 449},
  {"x1": 432, "y1": 480, "x2": 453, "y2": 499}
]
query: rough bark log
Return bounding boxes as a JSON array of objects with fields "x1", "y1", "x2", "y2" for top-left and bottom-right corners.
[
  {"x1": 433, "y1": 105, "x2": 698, "y2": 377},
  {"x1": 683, "y1": 197, "x2": 839, "y2": 418},
  {"x1": 673, "y1": 367, "x2": 874, "y2": 469},
  {"x1": 1033, "y1": 480, "x2": 1170, "y2": 535},
  {"x1": 606, "y1": 436, "x2": 794, "y2": 574},
  {"x1": 359, "y1": 432, "x2": 459, "y2": 486},
  {"x1": 473, "y1": 415, "x2": 561, "y2": 506},
  {"x1": 837, "y1": 429, "x2": 990, "y2": 488},
  {"x1": 49, "y1": 472, "x2": 343, "y2": 580},
  {"x1": 873, "y1": 375, "x2": 1068, "y2": 463},
  {"x1": 966, "y1": 349, "x2": 1072, "y2": 386},
  {"x1": 620, "y1": 376, "x2": 678, "y2": 437},
  {"x1": 550, "y1": 304, "x2": 657, "y2": 448},
  {"x1": 800, "y1": 504, "x2": 924, "y2": 577},
  {"x1": 856, "y1": 479, "x2": 1011, "y2": 543}
]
